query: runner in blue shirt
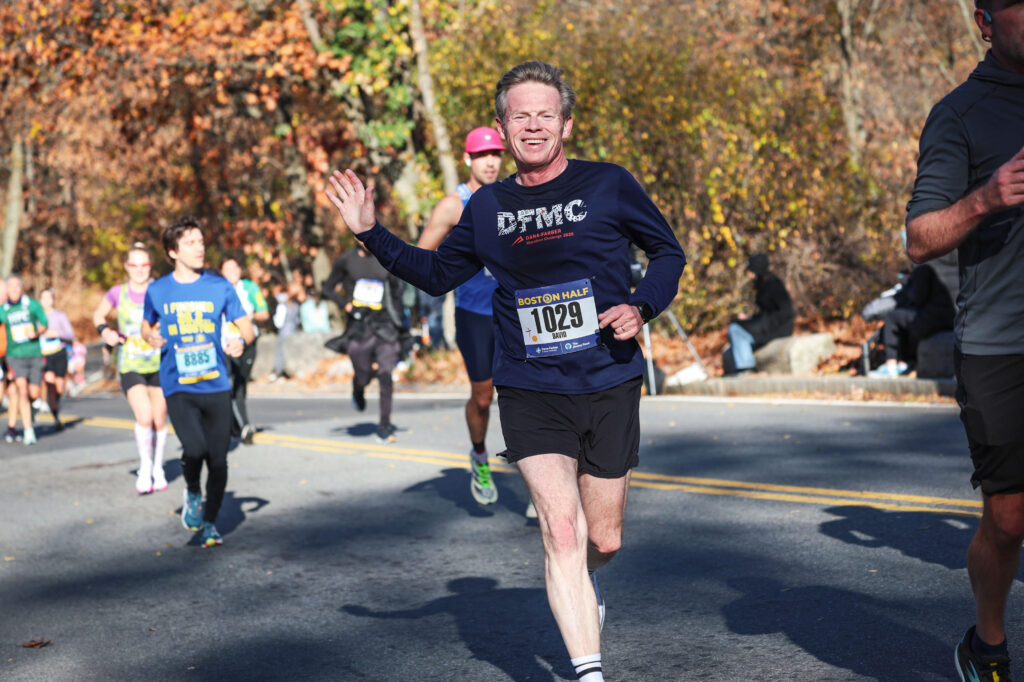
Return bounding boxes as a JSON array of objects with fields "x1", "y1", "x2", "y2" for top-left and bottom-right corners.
[
  {"x1": 327, "y1": 60, "x2": 685, "y2": 682},
  {"x1": 417, "y1": 126, "x2": 505, "y2": 507},
  {"x1": 141, "y1": 216, "x2": 254, "y2": 548}
]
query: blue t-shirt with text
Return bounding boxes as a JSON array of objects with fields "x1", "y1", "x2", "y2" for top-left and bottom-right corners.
[{"x1": 143, "y1": 271, "x2": 246, "y2": 396}]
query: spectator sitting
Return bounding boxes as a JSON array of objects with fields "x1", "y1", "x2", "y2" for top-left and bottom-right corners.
[
  {"x1": 724, "y1": 253, "x2": 794, "y2": 375},
  {"x1": 870, "y1": 250, "x2": 957, "y2": 377}
]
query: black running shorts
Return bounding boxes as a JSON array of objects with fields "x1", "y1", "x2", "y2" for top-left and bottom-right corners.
[
  {"x1": 955, "y1": 349, "x2": 1024, "y2": 495},
  {"x1": 496, "y1": 376, "x2": 642, "y2": 478},
  {"x1": 455, "y1": 308, "x2": 494, "y2": 383},
  {"x1": 120, "y1": 371, "x2": 161, "y2": 394},
  {"x1": 44, "y1": 348, "x2": 69, "y2": 378}
]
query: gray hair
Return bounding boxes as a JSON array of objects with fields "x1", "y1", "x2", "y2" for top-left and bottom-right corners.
[{"x1": 494, "y1": 60, "x2": 577, "y2": 127}]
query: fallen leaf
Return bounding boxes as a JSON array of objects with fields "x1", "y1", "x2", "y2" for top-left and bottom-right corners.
[{"x1": 20, "y1": 638, "x2": 50, "y2": 648}]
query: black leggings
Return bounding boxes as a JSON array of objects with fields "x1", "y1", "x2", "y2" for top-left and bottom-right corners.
[
  {"x1": 229, "y1": 343, "x2": 257, "y2": 435},
  {"x1": 348, "y1": 337, "x2": 400, "y2": 426},
  {"x1": 166, "y1": 390, "x2": 232, "y2": 523}
]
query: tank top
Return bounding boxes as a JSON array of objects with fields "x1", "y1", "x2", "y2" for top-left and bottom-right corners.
[{"x1": 453, "y1": 184, "x2": 499, "y2": 316}]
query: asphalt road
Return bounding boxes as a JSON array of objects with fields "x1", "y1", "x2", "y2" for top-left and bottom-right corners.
[{"x1": 0, "y1": 390, "x2": 1002, "y2": 681}]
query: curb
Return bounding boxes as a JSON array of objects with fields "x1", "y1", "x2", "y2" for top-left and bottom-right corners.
[{"x1": 664, "y1": 375, "x2": 956, "y2": 398}]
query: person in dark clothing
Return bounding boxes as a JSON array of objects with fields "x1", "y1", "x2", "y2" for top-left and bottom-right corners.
[
  {"x1": 725, "y1": 253, "x2": 794, "y2": 374},
  {"x1": 871, "y1": 250, "x2": 958, "y2": 377},
  {"x1": 323, "y1": 244, "x2": 406, "y2": 442},
  {"x1": 905, "y1": 2, "x2": 1024, "y2": 678}
]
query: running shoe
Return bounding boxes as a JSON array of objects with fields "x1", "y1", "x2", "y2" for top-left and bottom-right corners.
[
  {"x1": 955, "y1": 626, "x2": 1012, "y2": 682},
  {"x1": 469, "y1": 452, "x2": 498, "y2": 505},
  {"x1": 241, "y1": 423, "x2": 255, "y2": 445},
  {"x1": 201, "y1": 522, "x2": 223, "y2": 548},
  {"x1": 376, "y1": 423, "x2": 395, "y2": 443},
  {"x1": 4, "y1": 427, "x2": 15, "y2": 443},
  {"x1": 152, "y1": 466, "x2": 168, "y2": 492},
  {"x1": 352, "y1": 384, "x2": 366, "y2": 412},
  {"x1": 181, "y1": 489, "x2": 203, "y2": 531},
  {"x1": 591, "y1": 571, "x2": 605, "y2": 631},
  {"x1": 53, "y1": 416, "x2": 64, "y2": 433},
  {"x1": 136, "y1": 468, "x2": 153, "y2": 495},
  {"x1": 525, "y1": 499, "x2": 538, "y2": 519},
  {"x1": 23, "y1": 428, "x2": 36, "y2": 446}
]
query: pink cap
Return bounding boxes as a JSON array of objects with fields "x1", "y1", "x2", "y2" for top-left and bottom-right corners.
[{"x1": 464, "y1": 127, "x2": 505, "y2": 154}]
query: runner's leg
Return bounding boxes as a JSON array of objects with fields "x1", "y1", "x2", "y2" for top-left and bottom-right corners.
[
  {"x1": 969, "y1": 492, "x2": 1024, "y2": 646},
  {"x1": 199, "y1": 390, "x2": 233, "y2": 523},
  {"x1": 580, "y1": 472, "x2": 630, "y2": 572},
  {"x1": 517, "y1": 453, "x2": 600, "y2": 659}
]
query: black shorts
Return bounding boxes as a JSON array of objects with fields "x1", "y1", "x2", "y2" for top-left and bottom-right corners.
[
  {"x1": 455, "y1": 308, "x2": 494, "y2": 383},
  {"x1": 955, "y1": 349, "x2": 1024, "y2": 495},
  {"x1": 44, "y1": 349, "x2": 68, "y2": 377},
  {"x1": 121, "y1": 371, "x2": 161, "y2": 394},
  {"x1": 496, "y1": 376, "x2": 642, "y2": 478}
]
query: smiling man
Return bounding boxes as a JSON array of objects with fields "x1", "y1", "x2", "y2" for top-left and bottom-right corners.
[
  {"x1": 326, "y1": 60, "x2": 685, "y2": 681},
  {"x1": 905, "y1": 1, "x2": 1024, "y2": 680}
]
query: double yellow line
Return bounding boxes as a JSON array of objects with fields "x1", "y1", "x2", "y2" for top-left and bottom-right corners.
[{"x1": 71, "y1": 414, "x2": 982, "y2": 517}]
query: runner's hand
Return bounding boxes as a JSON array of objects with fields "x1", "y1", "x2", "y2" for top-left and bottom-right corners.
[
  {"x1": 101, "y1": 328, "x2": 123, "y2": 347},
  {"x1": 599, "y1": 304, "x2": 644, "y2": 341},
  {"x1": 325, "y1": 169, "x2": 377, "y2": 236},
  {"x1": 224, "y1": 338, "x2": 244, "y2": 358},
  {"x1": 146, "y1": 322, "x2": 166, "y2": 350},
  {"x1": 981, "y1": 145, "x2": 1024, "y2": 213}
]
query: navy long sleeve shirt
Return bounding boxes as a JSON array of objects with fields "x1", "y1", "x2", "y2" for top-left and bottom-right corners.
[{"x1": 360, "y1": 159, "x2": 686, "y2": 393}]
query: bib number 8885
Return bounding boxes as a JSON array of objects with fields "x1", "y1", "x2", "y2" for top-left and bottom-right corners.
[
  {"x1": 530, "y1": 301, "x2": 584, "y2": 334},
  {"x1": 183, "y1": 350, "x2": 211, "y2": 367}
]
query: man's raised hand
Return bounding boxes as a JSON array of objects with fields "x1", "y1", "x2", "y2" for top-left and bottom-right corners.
[{"x1": 325, "y1": 169, "x2": 377, "y2": 236}]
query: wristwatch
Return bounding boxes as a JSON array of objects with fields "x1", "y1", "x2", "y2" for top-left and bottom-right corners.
[{"x1": 636, "y1": 302, "x2": 655, "y2": 324}]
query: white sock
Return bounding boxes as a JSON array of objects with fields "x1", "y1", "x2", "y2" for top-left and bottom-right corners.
[
  {"x1": 471, "y1": 449, "x2": 488, "y2": 464},
  {"x1": 572, "y1": 653, "x2": 603, "y2": 681},
  {"x1": 134, "y1": 424, "x2": 154, "y2": 473},
  {"x1": 153, "y1": 427, "x2": 168, "y2": 469}
]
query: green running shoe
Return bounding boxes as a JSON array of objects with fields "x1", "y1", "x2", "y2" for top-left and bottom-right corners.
[{"x1": 469, "y1": 452, "x2": 498, "y2": 505}]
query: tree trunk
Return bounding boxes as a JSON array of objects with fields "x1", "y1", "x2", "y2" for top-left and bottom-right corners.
[
  {"x1": 836, "y1": 0, "x2": 865, "y2": 167},
  {"x1": 410, "y1": 0, "x2": 458, "y2": 195},
  {"x1": 3, "y1": 137, "x2": 24, "y2": 278}
]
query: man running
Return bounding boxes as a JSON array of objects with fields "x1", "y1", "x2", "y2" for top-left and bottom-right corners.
[
  {"x1": 906, "y1": 2, "x2": 1024, "y2": 680},
  {"x1": 0, "y1": 276, "x2": 48, "y2": 446},
  {"x1": 327, "y1": 60, "x2": 685, "y2": 682},
  {"x1": 324, "y1": 243, "x2": 406, "y2": 443},
  {"x1": 417, "y1": 126, "x2": 505, "y2": 506},
  {"x1": 141, "y1": 216, "x2": 254, "y2": 547},
  {"x1": 220, "y1": 255, "x2": 270, "y2": 444}
]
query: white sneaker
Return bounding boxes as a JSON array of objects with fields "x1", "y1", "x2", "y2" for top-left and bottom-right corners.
[
  {"x1": 135, "y1": 466, "x2": 153, "y2": 495},
  {"x1": 23, "y1": 428, "x2": 36, "y2": 446},
  {"x1": 152, "y1": 466, "x2": 168, "y2": 492},
  {"x1": 525, "y1": 499, "x2": 538, "y2": 519}
]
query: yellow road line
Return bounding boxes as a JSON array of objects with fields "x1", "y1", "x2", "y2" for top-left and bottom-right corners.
[{"x1": 74, "y1": 413, "x2": 979, "y2": 516}]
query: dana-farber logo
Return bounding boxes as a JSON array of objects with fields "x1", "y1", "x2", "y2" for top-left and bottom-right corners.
[{"x1": 497, "y1": 200, "x2": 587, "y2": 236}]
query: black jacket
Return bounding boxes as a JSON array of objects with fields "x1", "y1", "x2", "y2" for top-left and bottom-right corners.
[
  {"x1": 738, "y1": 273, "x2": 794, "y2": 346},
  {"x1": 323, "y1": 249, "x2": 405, "y2": 344}
]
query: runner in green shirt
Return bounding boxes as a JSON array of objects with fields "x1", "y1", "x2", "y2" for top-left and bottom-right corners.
[{"x1": 0, "y1": 275, "x2": 47, "y2": 445}]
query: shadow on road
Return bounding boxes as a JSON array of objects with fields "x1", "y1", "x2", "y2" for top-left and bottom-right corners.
[
  {"x1": 342, "y1": 577, "x2": 570, "y2": 681},
  {"x1": 819, "y1": 505, "x2": 974, "y2": 570},
  {"x1": 404, "y1": 467, "x2": 533, "y2": 521}
]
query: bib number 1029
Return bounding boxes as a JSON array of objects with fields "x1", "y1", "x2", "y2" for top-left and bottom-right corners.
[{"x1": 530, "y1": 301, "x2": 584, "y2": 333}]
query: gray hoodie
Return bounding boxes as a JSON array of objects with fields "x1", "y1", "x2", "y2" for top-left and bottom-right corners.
[{"x1": 907, "y1": 51, "x2": 1024, "y2": 355}]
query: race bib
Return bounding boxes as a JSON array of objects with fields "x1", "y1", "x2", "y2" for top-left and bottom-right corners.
[
  {"x1": 515, "y1": 279, "x2": 600, "y2": 358},
  {"x1": 352, "y1": 278, "x2": 385, "y2": 310},
  {"x1": 123, "y1": 335, "x2": 157, "y2": 360},
  {"x1": 174, "y1": 341, "x2": 218, "y2": 384},
  {"x1": 9, "y1": 322, "x2": 34, "y2": 344},
  {"x1": 40, "y1": 336, "x2": 64, "y2": 355}
]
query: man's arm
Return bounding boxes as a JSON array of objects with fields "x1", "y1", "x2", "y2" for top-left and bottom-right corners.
[
  {"x1": 416, "y1": 194, "x2": 464, "y2": 250},
  {"x1": 907, "y1": 149, "x2": 1024, "y2": 263},
  {"x1": 322, "y1": 257, "x2": 348, "y2": 310}
]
